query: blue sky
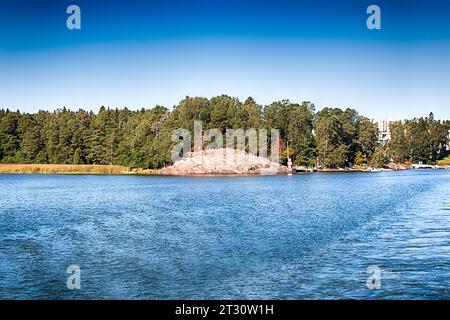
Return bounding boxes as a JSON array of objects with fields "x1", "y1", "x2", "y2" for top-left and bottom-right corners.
[{"x1": 0, "y1": 0, "x2": 449, "y2": 119}]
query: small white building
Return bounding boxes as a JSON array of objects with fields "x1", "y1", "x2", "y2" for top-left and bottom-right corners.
[
  {"x1": 447, "y1": 130, "x2": 450, "y2": 151},
  {"x1": 374, "y1": 119, "x2": 392, "y2": 145}
]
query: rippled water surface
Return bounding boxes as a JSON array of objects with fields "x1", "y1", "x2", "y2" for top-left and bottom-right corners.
[{"x1": 0, "y1": 171, "x2": 449, "y2": 299}]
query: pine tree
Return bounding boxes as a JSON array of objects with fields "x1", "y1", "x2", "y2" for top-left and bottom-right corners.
[{"x1": 0, "y1": 110, "x2": 21, "y2": 163}]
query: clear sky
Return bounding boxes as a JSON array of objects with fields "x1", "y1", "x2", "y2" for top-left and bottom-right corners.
[{"x1": 0, "y1": 0, "x2": 449, "y2": 119}]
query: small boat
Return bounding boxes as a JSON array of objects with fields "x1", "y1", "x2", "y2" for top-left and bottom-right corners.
[{"x1": 412, "y1": 163, "x2": 435, "y2": 169}]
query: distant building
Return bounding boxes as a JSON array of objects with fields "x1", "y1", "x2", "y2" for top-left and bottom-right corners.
[
  {"x1": 374, "y1": 119, "x2": 392, "y2": 145},
  {"x1": 447, "y1": 130, "x2": 450, "y2": 151}
]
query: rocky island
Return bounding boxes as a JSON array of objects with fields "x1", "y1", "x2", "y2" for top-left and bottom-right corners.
[{"x1": 158, "y1": 148, "x2": 288, "y2": 175}]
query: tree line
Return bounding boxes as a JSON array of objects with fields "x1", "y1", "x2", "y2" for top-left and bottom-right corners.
[{"x1": 0, "y1": 95, "x2": 449, "y2": 168}]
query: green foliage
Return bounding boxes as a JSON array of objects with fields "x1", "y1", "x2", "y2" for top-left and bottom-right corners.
[
  {"x1": 0, "y1": 98, "x2": 448, "y2": 169},
  {"x1": 264, "y1": 100, "x2": 316, "y2": 166},
  {"x1": 370, "y1": 146, "x2": 390, "y2": 168},
  {"x1": 314, "y1": 108, "x2": 386, "y2": 168},
  {"x1": 388, "y1": 112, "x2": 448, "y2": 164},
  {"x1": 0, "y1": 110, "x2": 21, "y2": 163},
  {"x1": 314, "y1": 108, "x2": 357, "y2": 168},
  {"x1": 354, "y1": 151, "x2": 367, "y2": 166},
  {"x1": 357, "y1": 117, "x2": 378, "y2": 158}
]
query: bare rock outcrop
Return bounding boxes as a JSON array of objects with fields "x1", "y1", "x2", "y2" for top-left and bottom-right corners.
[{"x1": 158, "y1": 148, "x2": 288, "y2": 175}]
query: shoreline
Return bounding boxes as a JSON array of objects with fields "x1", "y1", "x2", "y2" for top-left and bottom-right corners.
[{"x1": 0, "y1": 163, "x2": 448, "y2": 176}]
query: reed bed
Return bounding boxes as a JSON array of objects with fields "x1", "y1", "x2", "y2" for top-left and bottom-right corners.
[
  {"x1": 0, "y1": 164, "x2": 157, "y2": 175},
  {"x1": 437, "y1": 157, "x2": 450, "y2": 166}
]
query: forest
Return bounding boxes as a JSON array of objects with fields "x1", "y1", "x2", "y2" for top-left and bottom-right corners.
[{"x1": 0, "y1": 95, "x2": 449, "y2": 169}]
